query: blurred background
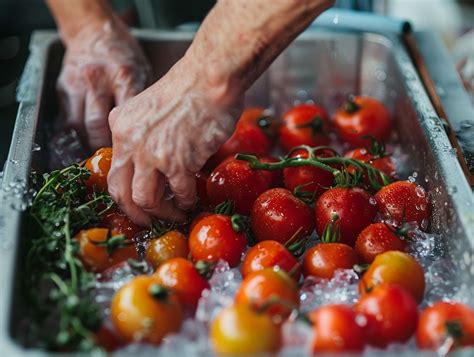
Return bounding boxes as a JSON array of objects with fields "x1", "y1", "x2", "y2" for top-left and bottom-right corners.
[{"x1": 1, "y1": 0, "x2": 473, "y2": 168}]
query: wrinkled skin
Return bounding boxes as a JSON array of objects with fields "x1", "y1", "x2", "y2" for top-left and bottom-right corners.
[{"x1": 57, "y1": 17, "x2": 150, "y2": 149}]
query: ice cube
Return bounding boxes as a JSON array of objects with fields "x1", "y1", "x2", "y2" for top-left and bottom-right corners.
[{"x1": 299, "y1": 269, "x2": 359, "y2": 312}]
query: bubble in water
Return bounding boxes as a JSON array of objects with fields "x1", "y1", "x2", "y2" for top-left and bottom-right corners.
[
  {"x1": 32, "y1": 143, "x2": 41, "y2": 152},
  {"x1": 333, "y1": 14, "x2": 339, "y2": 24},
  {"x1": 9, "y1": 159, "x2": 19, "y2": 165}
]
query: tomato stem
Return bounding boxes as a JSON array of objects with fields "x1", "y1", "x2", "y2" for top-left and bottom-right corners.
[
  {"x1": 235, "y1": 145, "x2": 391, "y2": 191},
  {"x1": 195, "y1": 260, "x2": 217, "y2": 280},
  {"x1": 321, "y1": 214, "x2": 340, "y2": 243},
  {"x1": 93, "y1": 230, "x2": 130, "y2": 258},
  {"x1": 148, "y1": 284, "x2": 169, "y2": 300},
  {"x1": 296, "y1": 116, "x2": 324, "y2": 135},
  {"x1": 344, "y1": 94, "x2": 360, "y2": 114}
]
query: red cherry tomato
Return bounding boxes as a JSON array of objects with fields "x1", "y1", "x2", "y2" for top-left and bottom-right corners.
[
  {"x1": 334, "y1": 96, "x2": 392, "y2": 148},
  {"x1": 417, "y1": 301, "x2": 474, "y2": 351},
  {"x1": 303, "y1": 243, "x2": 357, "y2": 279},
  {"x1": 375, "y1": 181, "x2": 430, "y2": 228},
  {"x1": 235, "y1": 268, "x2": 300, "y2": 322},
  {"x1": 251, "y1": 188, "x2": 314, "y2": 245},
  {"x1": 354, "y1": 223, "x2": 407, "y2": 264},
  {"x1": 279, "y1": 103, "x2": 330, "y2": 151},
  {"x1": 241, "y1": 240, "x2": 301, "y2": 280},
  {"x1": 153, "y1": 257, "x2": 210, "y2": 311},
  {"x1": 355, "y1": 284, "x2": 419, "y2": 348},
  {"x1": 309, "y1": 304, "x2": 365, "y2": 353},
  {"x1": 345, "y1": 147, "x2": 396, "y2": 189},
  {"x1": 207, "y1": 158, "x2": 272, "y2": 215},
  {"x1": 94, "y1": 325, "x2": 124, "y2": 352},
  {"x1": 100, "y1": 211, "x2": 145, "y2": 240},
  {"x1": 189, "y1": 214, "x2": 247, "y2": 267},
  {"x1": 359, "y1": 250, "x2": 425, "y2": 303},
  {"x1": 84, "y1": 147, "x2": 112, "y2": 192},
  {"x1": 315, "y1": 187, "x2": 377, "y2": 246},
  {"x1": 283, "y1": 148, "x2": 335, "y2": 198},
  {"x1": 206, "y1": 108, "x2": 274, "y2": 170}
]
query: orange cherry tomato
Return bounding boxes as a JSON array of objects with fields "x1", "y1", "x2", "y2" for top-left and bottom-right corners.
[
  {"x1": 75, "y1": 228, "x2": 138, "y2": 272},
  {"x1": 354, "y1": 223, "x2": 407, "y2": 264},
  {"x1": 241, "y1": 240, "x2": 301, "y2": 280},
  {"x1": 145, "y1": 230, "x2": 189, "y2": 269},
  {"x1": 153, "y1": 257, "x2": 210, "y2": 311},
  {"x1": 355, "y1": 284, "x2": 419, "y2": 347},
  {"x1": 189, "y1": 214, "x2": 247, "y2": 267},
  {"x1": 375, "y1": 181, "x2": 430, "y2": 229},
  {"x1": 303, "y1": 243, "x2": 357, "y2": 279},
  {"x1": 334, "y1": 95, "x2": 392, "y2": 148},
  {"x1": 309, "y1": 304, "x2": 365, "y2": 353},
  {"x1": 359, "y1": 250, "x2": 425, "y2": 303},
  {"x1": 84, "y1": 147, "x2": 112, "y2": 192},
  {"x1": 111, "y1": 276, "x2": 183, "y2": 344},
  {"x1": 101, "y1": 211, "x2": 145, "y2": 240},
  {"x1": 210, "y1": 304, "x2": 281, "y2": 355},
  {"x1": 417, "y1": 301, "x2": 474, "y2": 351},
  {"x1": 279, "y1": 103, "x2": 330, "y2": 151},
  {"x1": 235, "y1": 268, "x2": 299, "y2": 322}
]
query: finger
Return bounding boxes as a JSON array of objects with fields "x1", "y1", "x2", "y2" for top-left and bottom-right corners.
[
  {"x1": 113, "y1": 64, "x2": 146, "y2": 106},
  {"x1": 107, "y1": 159, "x2": 150, "y2": 226},
  {"x1": 168, "y1": 173, "x2": 197, "y2": 211},
  {"x1": 131, "y1": 160, "x2": 186, "y2": 222},
  {"x1": 83, "y1": 67, "x2": 113, "y2": 150}
]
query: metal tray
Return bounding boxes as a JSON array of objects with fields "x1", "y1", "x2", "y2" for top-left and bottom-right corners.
[{"x1": 1, "y1": 25, "x2": 473, "y2": 355}]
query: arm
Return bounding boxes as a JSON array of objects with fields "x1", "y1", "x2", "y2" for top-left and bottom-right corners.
[{"x1": 107, "y1": 0, "x2": 334, "y2": 225}]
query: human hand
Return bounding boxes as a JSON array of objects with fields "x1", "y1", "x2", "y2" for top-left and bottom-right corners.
[
  {"x1": 107, "y1": 56, "x2": 243, "y2": 225},
  {"x1": 57, "y1": 16, "x2": 151, "y2": 149}
]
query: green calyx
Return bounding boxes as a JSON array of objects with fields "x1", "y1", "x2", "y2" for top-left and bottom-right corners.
[
  {"x1": 151, "y1": 219, "x2": 176, "y2": 237},
  {"x1": 195, "y1": 260, "x2": 217, "y2": 280},
  {"x1": 363, "y1": 135, "x2": 388, "y2": 159},
  {"x1": 148, "y1": 284, "x2": 169, "y2": 301},
  {"x1": 343, "y1": 94, "x2": 360, "y2": 114},
  {"x1": 321, "y1": 214, "x2": 341, "y2": 243},
  {"x1": 231, "y1": 214, "x2": 247, "y2": 233},
  {"x1": 445, "y1": 320, "x2": 463, "y2": 342},
  {"x1": 214, "y1": 199, "x2": 235, "y2": 216},
  {"x1": 93, "y1": 230, "x2": 130, "y2": 258},
  {"x1": 296, "y1": 116, "x2": 325, "y2": 136}
]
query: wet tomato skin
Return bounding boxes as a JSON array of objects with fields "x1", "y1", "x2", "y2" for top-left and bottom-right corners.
[
  {"x1": 235, "y1": 268, "x2": 300, "y2": 321},
  {"x1": 355, "y1": 284, "x2": 419, "y2": 348},
  {"x1": 416, "y1": 301, "x2": 474, "y2": 351},
  {"x1": 283, "y1": 149, "x2": 335, "y2": 197},
  {"x1": 189, "y1": 214, "x2": 247, "y2": 267},
  {"x1": 359, "y1": 250, "x2": 425, "y2": 303},
  {"x1": 315, "y1": 187, "x2": 377, "y2": 247},
  {"x1": 241, "y1": 240, "x2": 301, "y2": 280},
  {"x1": 375, "y1": 181, "x2": 430, "y2": 228},
  {"x1": 110, "y1": 276, "x2": 183, "y2": 344},
  {"x1": 100, "y1": 211, "x2": 145, "y2": 240},
  {"x1": 207, "y1": 158, "x2": 272, "y2": 215},
  {"x1": 303, "y1": 243, "x2": 357, "y2": 279},
  {"x1": 75, "y1": 228, "x2": 138, "y2": 272},
  {"x1": 354, "y1": 223, "x2": 407, "y2": 264},
  {"x1": 334, "y1": 96, "x2": 392, "y2": 148},
  {"x1": 206, "y1": 108, "x2": 273, "y2": 171},
  {"x1": 153, "y1": 257, "x2": 210, "y2": 311},
  {"x1": 210, "y1": 304, "x2": 282, "y2": 355},
  {"x1": 84, "y1": 147, "x2": 112, "y2": 192},
  {"x1": 309, "y1": 304, "x2": 365, "y2": 353},
  {"x1": 251, "y1": 188, "x2": 314, "y2": 245},
  {"x1": 279, "y1": 103, "x2": 330, "y2": 151},
  {"x1": 145, "y1": 230, "x2": 189, "y2": 269}
]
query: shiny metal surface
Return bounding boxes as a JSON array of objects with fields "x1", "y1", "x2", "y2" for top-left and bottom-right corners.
[{"x1": 0, "y1": 27, "x2": 472, "y2": 355}]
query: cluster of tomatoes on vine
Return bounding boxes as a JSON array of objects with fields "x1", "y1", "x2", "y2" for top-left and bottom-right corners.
[{"x1": 77, "y1": 95, "x2": 474, "y2": 354}]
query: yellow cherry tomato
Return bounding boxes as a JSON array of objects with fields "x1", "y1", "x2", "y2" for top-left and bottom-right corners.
[
  {"x1": 145, "y1": 230, "x2": 189, "y2": 268},
  {"x1": 210, "y1": 304, "x2": 281, "y2": 355},
  {"x1": 111, "y1": 276, "x2": 183, "y2": 344}
]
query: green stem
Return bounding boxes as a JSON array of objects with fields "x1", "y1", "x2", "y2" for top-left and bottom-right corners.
[{"x1": 63, "y1": 212, "x2": 78, "y2": 292}]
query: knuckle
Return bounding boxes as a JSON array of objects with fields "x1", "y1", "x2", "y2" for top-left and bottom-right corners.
[{"x1": 132, "y1": 191, "x2": 158, "y2": 210}]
